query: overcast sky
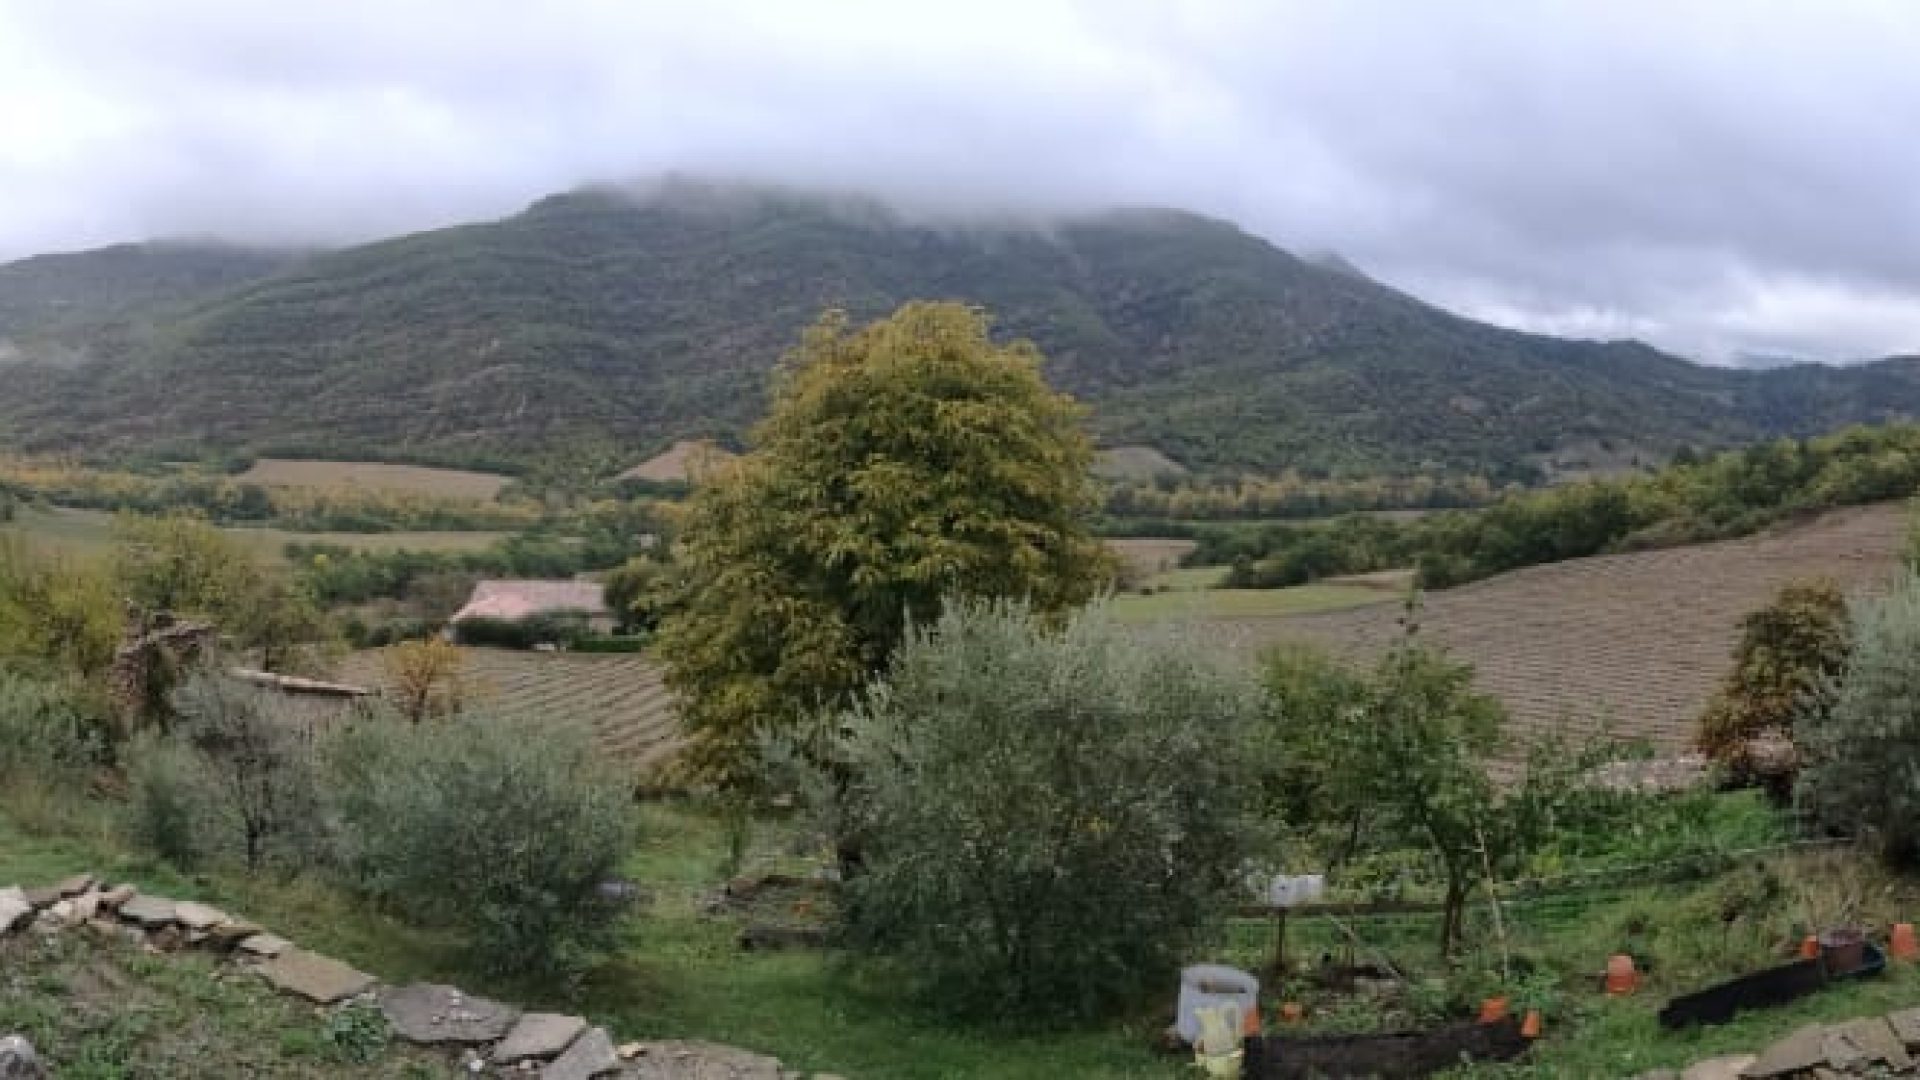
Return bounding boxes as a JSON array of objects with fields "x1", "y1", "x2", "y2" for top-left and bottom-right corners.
[{"x1": 4, "y1": 0, "x2": 1918, "y2": 364}]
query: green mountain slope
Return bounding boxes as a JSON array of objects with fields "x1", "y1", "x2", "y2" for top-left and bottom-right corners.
[
  {"x1": 2, "y1": 181, "x2": 1918, "y2": 476},
  {"x1": 0, "y1": 241, "x2": 303, "y2": 366}
]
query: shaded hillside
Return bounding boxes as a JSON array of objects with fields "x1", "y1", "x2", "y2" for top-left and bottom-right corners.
[
  {"x1": 0, "y1": 241, "x2": 302, "y2": 365},
  {"x1": 5, "y1": 181, "x2": 1920, "y2": 474}
]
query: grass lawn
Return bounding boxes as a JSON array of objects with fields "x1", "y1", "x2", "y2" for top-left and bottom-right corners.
[
  {"x1": 2, "y1": 506, "x2": 506, "y2": 565},
  {"x1": 1110, "y1": 581, "x2": 1389, "y2": 623}
]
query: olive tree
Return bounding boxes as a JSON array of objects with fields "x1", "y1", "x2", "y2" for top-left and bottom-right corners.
[
  {"x1": 828, "y1": 599, "x2": 1263, "y2": 1022},
  {"x1": 1799, "y1": 572, "x2": 1920, "y2": 861}
]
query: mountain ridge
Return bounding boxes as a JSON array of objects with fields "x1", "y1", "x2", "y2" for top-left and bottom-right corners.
[{"x1": 3, "y1": 179, "x2": 1919, "y2": 477}]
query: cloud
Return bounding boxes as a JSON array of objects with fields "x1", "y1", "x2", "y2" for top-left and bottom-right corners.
[{"x1": 2, "y1": 0, "x2": 1918, "y2": 363}]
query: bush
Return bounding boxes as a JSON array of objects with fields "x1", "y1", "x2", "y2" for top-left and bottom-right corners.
[
  {"x1": 123, "y1": 674, "x2": 322, "y2": 873},
  {"x1": 0, "y1": 672, "x2": 112, "y2": 785},
  {"x1": 1697, "y1": 579, "x2": 1849, "y2": 786},
  {"x1": 1799, "y1": 572, "x2": 1920, "y2": 861},
  {"x1": 829, "y1": 599, "x2": 1264, "y2": 1023},
  {"x1": 125, "y1": 734, "x2": 208, "y2": 870},
  {"x1": 323, "y1": 711, "x2": 638, "y2": 974},
  {"x1": 172, "y1": 674, "x2": 322, "y2": 872},
  {"x1": 452, "y1": 612, "x2": 591, "y2": 650},
  {"x1": 569, "y1": 634, "x2": 648, "y2": 654}
]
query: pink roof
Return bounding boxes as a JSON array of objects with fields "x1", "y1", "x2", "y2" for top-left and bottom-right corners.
[{"x1": 450, "y1": 580, "x2": 609, "y2": 623}]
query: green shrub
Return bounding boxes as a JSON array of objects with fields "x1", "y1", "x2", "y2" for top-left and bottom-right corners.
[
  {"x1": 452, "y1": 612, "x2": 591, "y2": 649},
  {"x1": 323, "y1": 710, "x2": 638, "y2": 974},
  {"x1": 1799, "y1": 571, "x2": 1920, "y2": 861},
  {"x1": 0, "y1": 672, "x2": 111, "y2": 784},
  {"x1": 172, "y1": 674, "x2": 322, "y2": 872},
  {"x1": 569, "y1": 634, "x2": 648, "y2": 654},
  {"x1": 125, "y1": 733, "x2": 208, "y2": 870},
  {"x1": 829, "y1": 599, "x2": 1264, "y2": 1024}
]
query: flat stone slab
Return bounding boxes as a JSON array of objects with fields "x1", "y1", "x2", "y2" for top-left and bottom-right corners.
[
  {"x1": 1888, "y1": 1007, "x2": 1920, "y2": 1048},
  {"x1": 1829, "y1": 1016, "x2": 1912, "y2": 1069},
  {"x1": 259, "y1": 948, "x2": 375, "y2": 1004},
  {"x1": 55, "y1": 873, "x2": 96, "y2": 898},
  {"x1": 1683, "y1": 1055, "x2": 1756, "y2": 1080},
  {"x1": 171, "y1": 901, "x2": 229, "y2": 931},
  {"x1": 0, "y1": 896, "x2": 29, "y2": 934},
  {"x1": 98, "y1": 884, "x2": 136, "y2": 909},
  {"x1": 542, "y1": 1026, "x2": 617, "y2": 1080},
  {"x1": 1743, "y1": 1025, "x2": 1829, "y2": 1077},
  {"x1": 493, "y1": 1013, "x2": 588, "y2": 1064},
  {"x1": 22, "y1": 886, "x2": 61, "y2": 910},
  {"x1": 237, "y1": 933, "x2": 291, "y2": 958},
  {"x1": 379, "y1": 983, "x2": 520, "y2": 1045},
  {"x1": 621, "y1": 1041, "x2": 790, "y2": 1079},
  {"x1": 117, "y1": 895, "x2": 177, "y2": 928}
]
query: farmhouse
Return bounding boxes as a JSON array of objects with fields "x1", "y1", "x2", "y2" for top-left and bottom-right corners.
[{"x1": 448, "y1": 579, "x2": 615, "y2": 634}]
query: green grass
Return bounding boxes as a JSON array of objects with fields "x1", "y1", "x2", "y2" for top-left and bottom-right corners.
[
  {"x1": 6, "y1": 789, "x2": 1917, "y2": 1080},
  {"x1": 2, "y1": 505, "x2": 506, "y2": 565},
  {"x1": 1110, "y1": 581, "x2": 1388, "y2": 623}
]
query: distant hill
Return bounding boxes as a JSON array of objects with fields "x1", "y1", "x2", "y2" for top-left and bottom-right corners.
[
  {"x1": 0, "y1": 241, "x2": 303, "y2": 366},
  {"x1": 4, "y1": 179, "x2": 1920, "y2": 477}
]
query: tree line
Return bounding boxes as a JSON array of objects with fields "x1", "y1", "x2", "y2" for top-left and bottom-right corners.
[{"x1": 1193, "y1": 424, "x2": 1920, "y2": 588}]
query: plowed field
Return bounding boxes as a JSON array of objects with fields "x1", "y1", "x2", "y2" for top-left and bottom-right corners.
[
  {"x1": 336, "y1": 647, "x2": 680, "y2": 770},
  {"x1": 1236, "y1": 502, "x2": 1909, "y2": 766}
]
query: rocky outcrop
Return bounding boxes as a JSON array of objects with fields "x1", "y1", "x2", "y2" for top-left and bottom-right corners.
[{"x1": 1643, "y1": 1008, "x2": 1920, "y2": 1078}]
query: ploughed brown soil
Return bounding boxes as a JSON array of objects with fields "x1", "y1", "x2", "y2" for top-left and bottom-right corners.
[{"x1": 1230, "y1": 502, "x2": 1908, "y2": 771}]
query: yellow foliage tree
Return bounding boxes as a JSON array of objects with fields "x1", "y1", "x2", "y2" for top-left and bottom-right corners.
[
  {"x1": 382, "y1": 637, "x2": 468, "y2": 723},
  {"x1": 656, "y1": 302, "x2": 1115, "y2": 788}
]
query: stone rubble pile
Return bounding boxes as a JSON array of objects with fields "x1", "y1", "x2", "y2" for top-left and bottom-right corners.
[
  {"x1": 1640, "y1": 1007, "x2": 1920, "y2": 1078},
  {"x1": 0, "y1": 872, "x2": 845, "y2": 1079}
]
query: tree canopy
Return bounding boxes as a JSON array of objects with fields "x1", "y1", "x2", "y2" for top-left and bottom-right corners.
[{"x1": 656, "y1": 302, "x2": 1114, "y2": 787}]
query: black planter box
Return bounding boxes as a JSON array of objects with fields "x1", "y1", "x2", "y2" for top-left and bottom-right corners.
[{"x1": 1658, "y1": 943, "x2": 1886, "y2": 1029}]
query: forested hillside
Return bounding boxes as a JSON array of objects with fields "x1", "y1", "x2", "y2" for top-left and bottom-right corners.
[{"x1": 4, "y1": 180, "x2": 1920, "y2": 476}]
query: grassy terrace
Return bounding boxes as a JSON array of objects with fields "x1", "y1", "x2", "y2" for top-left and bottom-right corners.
[{"x1": 6, "y1": 792, "x2": 1918, "y2": 1078}]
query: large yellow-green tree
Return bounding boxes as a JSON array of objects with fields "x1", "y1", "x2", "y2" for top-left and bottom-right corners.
[{"x1": 657, "y1": 302, "x2": 1114, "y2": 787}]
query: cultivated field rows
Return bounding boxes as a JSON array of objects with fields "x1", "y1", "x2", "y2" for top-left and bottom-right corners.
[
  {"x1": 1238, "y1": 502, "x2": 1909, "y2": 771},
  {"x1": 336, "y1": 647, "x2": 681, "y2": 770}
]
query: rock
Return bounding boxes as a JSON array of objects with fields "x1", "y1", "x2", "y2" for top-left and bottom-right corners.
[
  {"x1": 1682, "y1": 1055, "x2": 1755, "y2": 1080},
  {"x1": 1743, "y1": 1025, "x2": 1829, "y2": 1077},
  {"x1": 47, "y1": 900, "x2": 74, "y2": 925},
  {"x1": 148, "y1": 925, "x2": 185, "y2": 952},
  {"x1": 237, "y1": 933, "x2": 291, "y2": 958},
  {"x1": 69, "y1": 890, "x2": 100, "y2": 923},
  {"x1": 117, "y1": 895, "x2": 177, "y2": 928},
  {"x1": 1830, "y1": 1016, "x2": 1912, "y2": 1070},
  {"x1": 54, "y1": 873, "x2": 96, "y2": 898},
  {"x1": 0, "y1": 893, "x2": 30, "y2": 935},
  {"x1": 1888, "y1": 1007, "x2": 1920, "y2": 1048},
  {"x1": 1632, "y1": 1070, "x2": 1679, "y2": 1080},
  {"x1": 0, "y1": 1035, "x2": 41, "y2": 1079},
  {"x1": 204, "y1": 920, "x2": 261, "y2": 949},
  {"x1": 98, "y1": 884, "x2": 136, "y2": 910},
  {"x1": 492, "y1": 1013, "x2": 588, "y2": 1064},
  {"x1": 172, "y1": 901, "x2": 229, "y2": 931},
  {"x1": 21, "y1": 887, "x2": 60, "y2": 910},
  {"x1": 616, "y1": 1043, "x2": 644, "y2": 1060},
  {"x1": 379, "y1": 983, "x2": 520, "y2": 1045},
  {"x1": 258, "y1": 949, "x2": 376, "y2": 1004},
  {"x1": 541, "y1": 1026, "x2": 617, "y2": 1080},
  {"x1": 82, "y1": 917, "x2": 123, "y2": 941},
  {"x1": 622, "y1": 1041, "x2": 789, "y2": 1079}
]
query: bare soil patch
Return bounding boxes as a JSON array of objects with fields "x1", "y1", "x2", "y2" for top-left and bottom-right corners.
[{"x1": 238, "y1": 458, "x2": 510, "y2": 499}]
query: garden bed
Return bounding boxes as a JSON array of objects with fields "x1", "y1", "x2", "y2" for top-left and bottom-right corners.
[{"x1": 1246, "y1": 1016, "x2": 1530, "y2": 1078}]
